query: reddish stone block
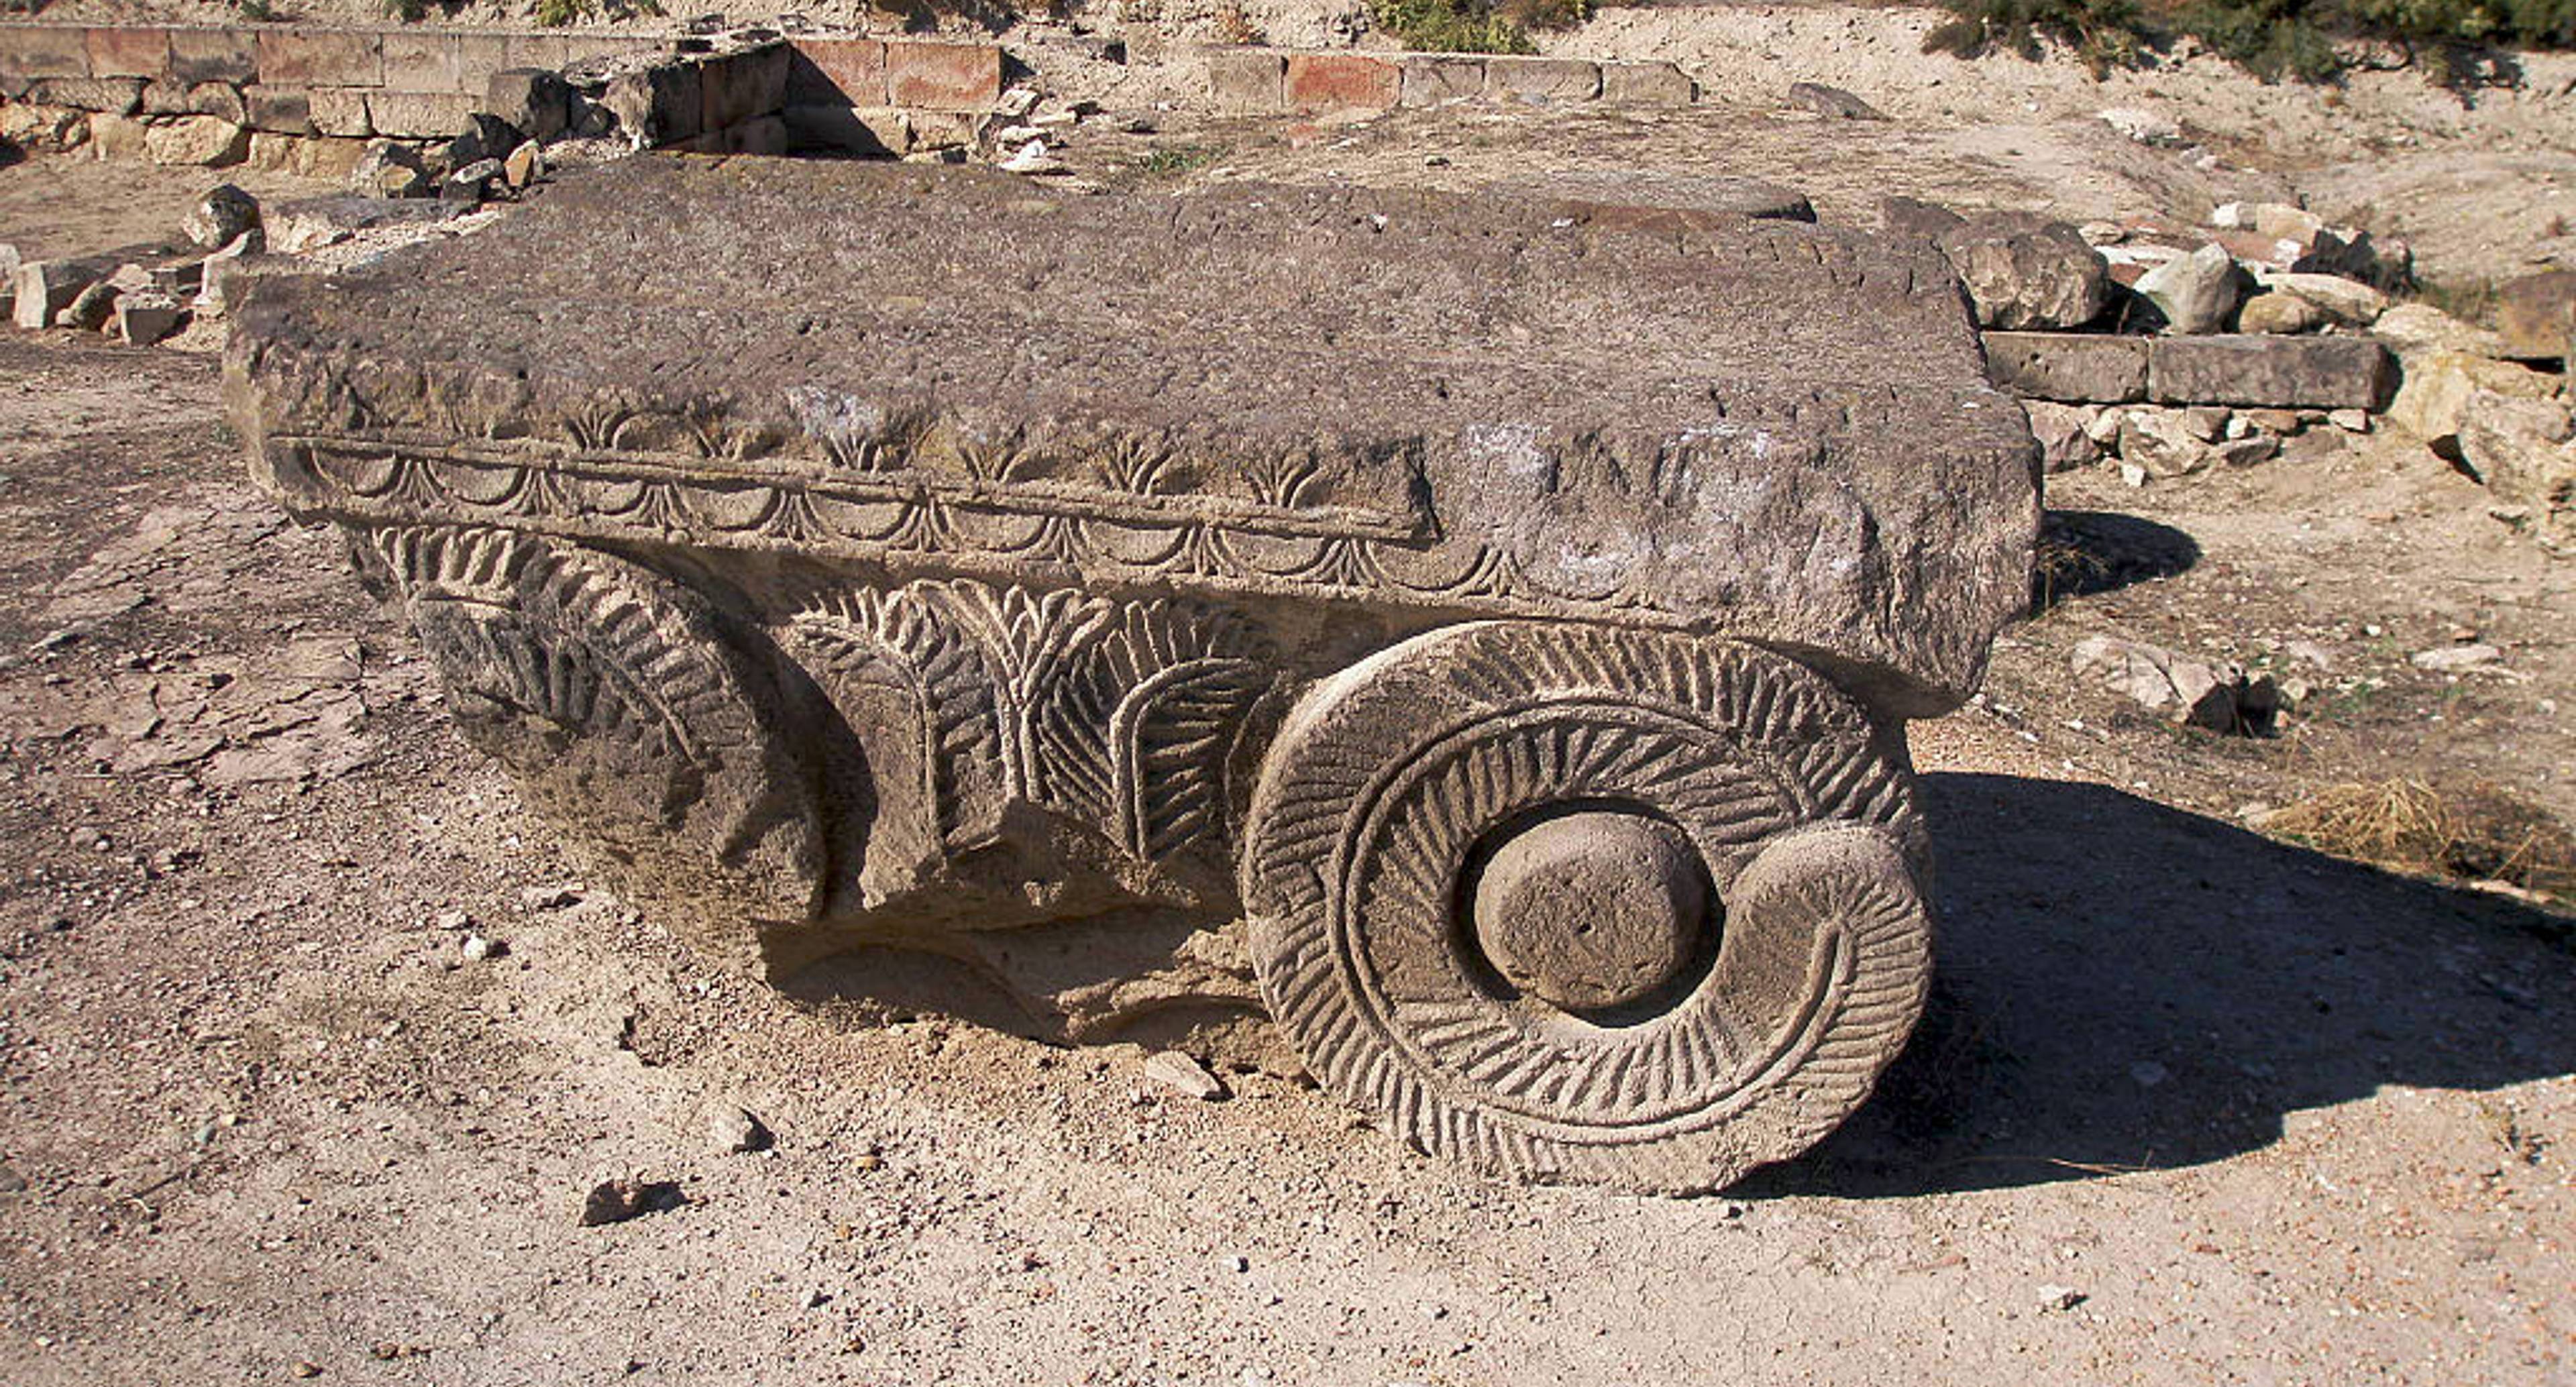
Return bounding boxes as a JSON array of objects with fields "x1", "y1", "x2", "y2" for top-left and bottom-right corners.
[
  {"x1": 788, "y1": 37, "x2": 886, "y2": 107},
  {"x1": 256, "y1": 31, "x2": 384, "y2": 89},
  {"x1": 0, "y1": 25, "x2": 91, "y2": 84},
  {"x1": 885, "y1": 41, "x2": 999, "y2": 112},
  {"x1": 382, "y1": 32, "x2": 465, "y2": 94},
  {"x1": 85, "y1": 26, "x2": 172, "y2": 80},
  {"x1": 169, "y1": 28, "x2": 260, "y2": 85},
  {"x1": 1285, "y1": 54, "x2": 1397, "y2": 115}
]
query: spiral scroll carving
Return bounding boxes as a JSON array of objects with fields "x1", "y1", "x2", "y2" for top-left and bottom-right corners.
[{"x1": 1242, "y1": 622, "x2": 1931, "y2": 1194}]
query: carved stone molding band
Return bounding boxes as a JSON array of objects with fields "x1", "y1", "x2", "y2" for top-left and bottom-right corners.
[{"x1": 1241, "y1": 623, "x2": 1931, "y2": 1195}]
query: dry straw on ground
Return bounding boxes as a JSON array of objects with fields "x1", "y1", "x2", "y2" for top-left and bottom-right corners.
[{"x1": 2262, "y1": 778, "x2": 2576, "y2": 903}]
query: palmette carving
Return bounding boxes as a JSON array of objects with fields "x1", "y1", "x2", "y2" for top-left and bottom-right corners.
[
  {"x1": 789, "y1": 578, "x2": 1271, "y2": 907},
  {"x1": 374, "y1": 525, "x2": 825, "y2": 930},
  {"x1": 1240, "y1": 624, "x2": 1930, "y2": 1195}
]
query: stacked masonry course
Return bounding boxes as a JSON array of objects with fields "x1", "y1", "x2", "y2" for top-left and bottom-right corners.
[{"x1": 0, "y1": 23, "x2": 1002, "y2": 142}]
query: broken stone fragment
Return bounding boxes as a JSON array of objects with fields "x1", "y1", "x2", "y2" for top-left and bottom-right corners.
[
  {"x1": 1142, "y1": 1051, "x2": 1230, "y2": 1101},
  {"x1": 2235, "y1": 290, "x2": 2322, "y2": 335},
  {"x1": 347, "y1": 140, "x2": 431, "y2": 201},
  {"x1": 2494, "y1": 268, "x2": 2576, "y2": 362},
  {"x1": 1784, "y1": 80, "x2": 1887, "y2": 121},
  {"x1": 2023, "y1": 401, "x2": 2102, "y2": 473},
  {"x1": 2371, "y1": 303, "x2": 2510, "y2": 360},
  {"x1": 144, "y1": 115, "x2": 249, "y2": 168},
  {"x1": 578, "y1": 1176, "x2": 672, "y2": 1226},
  {"x1": 2071, "y1": 634, "x2": 2277, "y2": 734},
  {"x1": 2387, "y1": 351, "x2": 2562, "y2": 446},
  {"x1": 503, "y1": 140, "x2": 544, "y2": 191},
  {"x1": 114, "y1": 290, "x2": 184, "y2": 347},
  {"x1": 2133, "y1": 243, "x2": 2243, "y2": 335},
  {"x1": 485, "y1": 67, "x2": 573, "y2": 145},
  {"x1": 184, "y1": 184, "x2": 262, "y2": 250},
  {"x1": 1936, "y1": 213, "x2": 2111, "y2": 331},
  {"x1": 443, "y1": 159, "x2": 504, "y2": 203}
]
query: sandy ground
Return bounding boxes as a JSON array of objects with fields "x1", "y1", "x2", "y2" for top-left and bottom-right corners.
[
  {"x1": 0, "y1": 329, "x2": 2567, "y2": 1385},
  {"x1": 1, "y1": 9, "x2": 2573, "y2": 1382}
]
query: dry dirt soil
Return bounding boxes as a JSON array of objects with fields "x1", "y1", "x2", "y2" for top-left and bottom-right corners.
[{"x1": 4, "y1": 13, "x2": 2576, "y2": 1384}]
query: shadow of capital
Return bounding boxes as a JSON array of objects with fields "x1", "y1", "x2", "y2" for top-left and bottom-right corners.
[{"x1": 1749, "y1": 771, "x2": 2573, "y2": 1198}]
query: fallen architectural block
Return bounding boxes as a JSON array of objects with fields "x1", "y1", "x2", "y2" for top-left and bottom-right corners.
[
  {"x1": 227, "y1": 156, "x2": 2038, "y2": 1195},
  {"x1": 1984, "y1": 330, "x2": 2149, "y2": 402},
  {"x1": 2147, "y1": 335, "x2": 2395, "y2": 410}
]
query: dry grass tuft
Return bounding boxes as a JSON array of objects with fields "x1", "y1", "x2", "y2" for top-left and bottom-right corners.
[{"x1": 2263, "y1": 779, "x2": 2576, "y2": 902}]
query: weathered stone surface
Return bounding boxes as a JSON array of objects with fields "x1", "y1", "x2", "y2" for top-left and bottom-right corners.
[
  {"x1": 2147, "y1": 335, "x2": 2394, "y2": 409},
  {"x1": 0, "y1": 24, "x2": 91, "y2": 84},
  {"x1": 308, "y1": 87, "x2": 374, "y2": 138},
  {"x1": 13, "y1": 254, "x2": 114, "y2": 329},
  {"x1": 1599, "y1": 60, "x2": 1694, "y2": 105},
  {"x1": 2373, "y1": 302, "x2": 2510, "y2": 359},
  {"x1": 1, "y1": 101, "x2": 89, "y2": 152},
  {"x1": 1938, "y1": 213, "x2": 2110, "y2": 330},
  {"x1": 256, "y1": 31, "x2": 384, "y2": 89},
  {"x1": 1984, "y1": 331, "x2": 2149, "y2": 403},
  {"x1": 602, "y1": 61, "x2": 702, "y2": 147},
  {"x1": 1399, "y1": 55, "x2": 1484, "y2": 108},
  {"x1": 2024, "y1": 400, "x2": 2102, "y2": 471},
  {"x1": 1786, "y1": 80, "x2": 1886, "y2": 120},
  {"x1": 2385, "y1": 350, "x2": 2558, "y2": 442},
  {"x1": 86, "y1": 111, "x2": 149, "y2": 160},
  {"x1": 245, "y1": 85, "x2": 315, "y2": 136},
  {"x1": 1508, "y1": 170, "x2": 1813, "y2": 223},
  {"x1": 786, "y1": 38, "x2": 886, "y2": 107},
  {"x1": 115, "y1": 289, "x2": 185, "y2": 346},
  {"x1": 346, "y1": 139, "x2": 431, "y2": 201},
  {"x1": 700, "y1": 42, "x2": 791, "y2": 133},
  {"x1": 2495, "y1": 269, "x2": 2576, "y2": 362},
  {"x1": 2260, "y1": 271, "x2": 2387, "y2": 327},
  {"x1": 229, "y1": 158, "x2": 2035, "y2": 1195},
  {"x1": 1483, "y1": 56, "x2": 1600, "y2": 105},
  {"x1": 265, "y1": 193, "x2": 463, "y2": 254},
  {"x1": 144, "y1": 115, "x2": 248, "y2": 167},
  {"x1": 883, "y1": 40, "x2": 1000, "y2": 111},
  {"x1": 2237, "y1": 290, "x2": 2324, "y2": 335},
  {"x1": 1205, "y1": 48, "x2": 1285, "y2": 116},
  {"x1": 1880, "y1": 196, "x2": 1964, "y2": 243},
  {"x1": 485, "y1": 67, "x2": 573, "y2": 144},
  {"x1": 1286, "y1": 53, "x2": 1397, "y2": 113},
  {"x1": 185, "y1": 184, "x2": 261, "y2": 249},
  {"x1": 30, "y1": 76, "x2": 146, "y2": 115},
  {"x1": 2072, "y1": 634, "x2": 2277, "y2": 734},
  {"x1": 169, "y1": 29, "x2": 259, "y2": 86},
  {"x1": 85, "y1": 27, "x2": 172, "y2": 80},
  {"x1": 2134, "y1": 242, "x2": 2243, "y2": 335},
  {"x1": 368, "y1": 90, "x2": 480, "y2": 141}
]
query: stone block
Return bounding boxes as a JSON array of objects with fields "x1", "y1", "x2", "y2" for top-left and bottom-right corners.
[
  {"x1": 1484, "y1": 56, "x2": 1600, "y2": 105},
  {"x1": 142, "y1": 78, "x2": 194, "y2": 115},
  {"x1": 256, "y1": 31, "x2": 384, "y2": 90},
  {"x1": 116, "y1": 290, "x2": 186, "y2": 347},
  {"x1": 1601, "y1": 60, "x2": 1695, "y2": 106},
  {"x1": 310, "y1": 87, "x2": 374, "y2": 138},
  {"x1": 13, "y1": 255, "x2": 111, "y2": 329},
  {"x1": 1206, "y1": 48, "x2": 1285, "y2": 116},
  {"x1": 1983, "y1": 331, "x2": 2149, "y2": 403},
  {"x1": 787, "y1": 38, "x2": 886, "y2": 106},
  {"x1": 169, "y1": 29, "x2": 259, "y2": 85},
  {"x1": 885, "y1": 41, "x2": 1000, "y2": 111},
  {"x1": 602, "y1": 62, "x2": 702, "y2": 146},
  {"x1": 2147, "y1": 335, "x2": 2394, "y2": 410},
  {"x1": 1399, "y1": 56, "x2": 1483, "y2": 108},
  {"x1": 367, "y1": 90, "x2": 480, "y2": 140},
  {"x1": 0, "y1": 25, "x2": 91, "y2": 84},
  {"x1": 87, "y1": 111, "x2": 149, "y2": 160},
  {"x1": 453, "y1": 34, "x2": 513, "y2": 89},
  {"x1": 382, "y1": 32, "x2": 464, "y2": 95},
  {"x1": 145, "y1": 114, "x2": 249, "y2": 167},
  {"x1": 905, "y1": 109, "x2": 978, "y2": 150},
  {"x1": 246, "y1": 85, "x2": 315, "y2": 135},
  {"x1": 1285, "y1": 53, "x2": 1397, "y2": 114},
  {"x1": 702, "y1": 42, "x2": 791, "y2": 133},
  {"x1": 502, "y1": 33, "x2": 573, "y2": 74},
  {"x1": 1937, "y1": 213, "x2": 2110, "y2": 331},
  {"x1": 484, "y1": 68, "x2": 571, "y2": 144},
  {"x1": 85, "y1": 26, "x2": 170, "y2": 80},
  {"x1": 30, "y1": 76, "x2": 145, "y2": 115},
  {"x1": 2495, "y1": 268, "x2": 2576, "y2": 361},
  {"x1": 225, "y1": 158, "x2": 2038, "y2": 1198},
  {"x1": 2386, "y1": 350, "x2": 2561, "y2": 443},
  {"x1": 783, "y1": 102, "x2": 902, "y2": 156}
]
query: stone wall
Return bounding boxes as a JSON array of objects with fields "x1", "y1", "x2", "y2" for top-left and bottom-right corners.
[
  {"x1": 1205, "y1": 46, "x2": 1697, "y2": 116},
  {"x1": 0, "y1": 22, "x2": 1002, "y2": 148}
]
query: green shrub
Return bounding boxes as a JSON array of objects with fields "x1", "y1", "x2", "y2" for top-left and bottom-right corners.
[
  {"x1": 1368, "y1": 0, "x2": 1591, "y2": 55},
  {"x1": 1926, "y1": 0, "x2": 2576, "y2": 82}
]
